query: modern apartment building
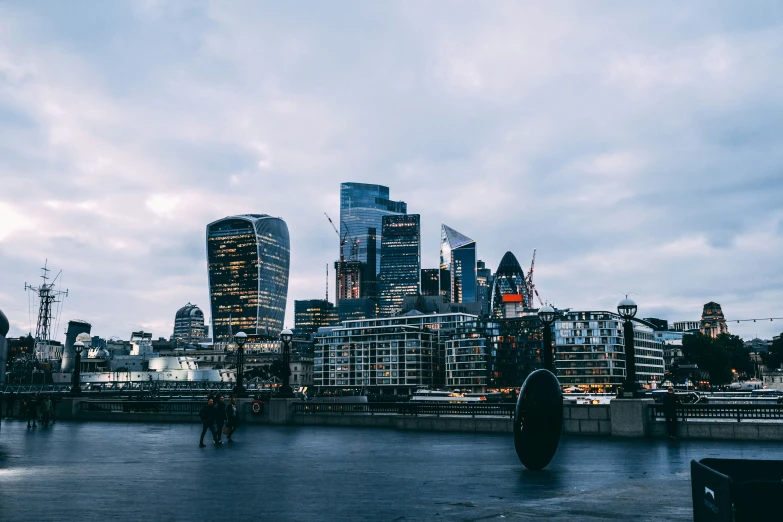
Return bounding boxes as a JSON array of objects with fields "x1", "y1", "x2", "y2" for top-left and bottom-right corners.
[
  {"x1": 314, "y1": 312, "x2": 480, "y2": 394},
  {"x1": 554, "y1": 310, "x2": 665, "y2": 392}
]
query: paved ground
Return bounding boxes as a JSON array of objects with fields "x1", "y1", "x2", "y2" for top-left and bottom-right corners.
[{"x1": 0, "y1": 419, "x2": 778, "y2": 521}]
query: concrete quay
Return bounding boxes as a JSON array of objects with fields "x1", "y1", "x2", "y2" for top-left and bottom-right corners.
[
  {"x1": 1, "y1": 420, "x2": 779, "y2": 521},
  {"x1": 36, "y1": 398, "x2": 783, "y2": 441}
]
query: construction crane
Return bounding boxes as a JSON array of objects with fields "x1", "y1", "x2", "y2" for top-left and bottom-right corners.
[
  {"x1": 525, "y1": 249, "x2": 544, "y2": 308},
  {"x1": 324, "y1": 212, "x2": 348, "y2": 262}
]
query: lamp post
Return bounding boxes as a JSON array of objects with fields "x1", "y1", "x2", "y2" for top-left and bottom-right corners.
[
  {"x1": 278, "y1": 329, "x2": 294, "y2": 398},
  {"x1": 538, "y1": 305, "x2": 556, "y2": 372},
  {"x1": 71, "y1": 341, "x2": 84, "y2": 395},
  {"x1": 513, "y1": 306, "x2": 563, "y2": 471},
  {"x1": 617, "y1": 297, "x2": 638, "y2": 398},
  {"x1": 233, "y1": 331, "x2": 247, "y2": 397}
]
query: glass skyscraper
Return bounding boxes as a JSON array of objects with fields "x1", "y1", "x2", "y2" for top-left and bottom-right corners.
[
  {"x1": 491, "y1": 251, "x2": 526, "y2": 318},
  {"x1": 420, "y1": 268, "x2": 440, "y2": 296},
  {"x1": 206, "y1": 214, "x2": 290, "y2": 344},
  {"x1": 440, "y1": 224, "x2": 477, "y2": 303},
  {"x1": 294, "y1": 299, "x2": 337, "y2": 338},
  {"x1": 378, "y1": 214, "x2": 421, "y2": 317},
  {"x1": 340, "y1": 183, "x2": 407, "y2": 297}
]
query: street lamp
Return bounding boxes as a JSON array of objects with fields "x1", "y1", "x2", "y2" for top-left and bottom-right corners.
[
  {"x1": 234, "y1": 331, "x2": 247, "y2": 397},
  {"x1": 71, "y1": 341, "x2": 84, "y2": 395},
  {"x1": 537, "y1": 305, "x2": 556, "y2": 372},
  {"x1": 513, "y1": 306, "x2": 563, "y2": 471},
  {"x1": 278, "y1": 328, "x2": 294, "y2": 398},
  {"x1": 617, "y1": 297, "x2": 638, "y2": 398}
]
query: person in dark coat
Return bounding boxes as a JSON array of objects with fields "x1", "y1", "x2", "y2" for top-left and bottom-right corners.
[
  {"x1": 26, "y1": 394, "x2": 38, "y2": 428},
  {"x1": 662, "y1": 387, "x2": 680, "y2": 439},
  {"x1": 213, "y1": 395, "x2": 227, "y2": 444},
  {"x1": 226, "y1": 397, "x2": 239, "y2": 443},
  {"x1": 199, "y1": 398, "x2": 217, "y2": 447}
]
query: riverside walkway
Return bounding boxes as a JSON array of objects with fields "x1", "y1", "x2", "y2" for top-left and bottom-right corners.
[{"x1": 0, "y1": 420, "x2": 777, "y2": 521}]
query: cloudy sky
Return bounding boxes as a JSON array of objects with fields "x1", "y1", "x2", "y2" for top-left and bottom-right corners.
[{"x1": 1, "y1": 1, "x2": 782, "y2": 342}]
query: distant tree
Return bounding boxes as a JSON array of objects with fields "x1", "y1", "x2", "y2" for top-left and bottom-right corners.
[
  {"x1": 269, "y1": 359, "x2": 291, "y2": 380},
  {"x1": 717, "y1": 333, "x2": 753, "y2": 379},
  {"x1": 681, "y1": 332, "x2": 733, "y2": 385},
  {"x1": 761, "y1": 334, "x2": 783, "y2": 370}
]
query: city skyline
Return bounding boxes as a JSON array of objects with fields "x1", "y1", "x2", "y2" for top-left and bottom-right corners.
[{"x1": 1, "y1": 3, "x2": 783, "y2": 341}]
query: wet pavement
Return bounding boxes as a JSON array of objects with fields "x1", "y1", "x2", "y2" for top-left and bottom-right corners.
[{"x1": 0, "y1": 419, "x2": 780, "y2": 521}]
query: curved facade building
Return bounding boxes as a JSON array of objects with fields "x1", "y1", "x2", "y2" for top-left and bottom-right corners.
[
  {"x1": 172, "y1": 303, "x2": 206, "y2": 346},
  {"x1": 207, "y1": 215, "x2": 290, "y2": 344},
  {"x1": 491, "y1": 251, "x2": 526, "y2": 318}
]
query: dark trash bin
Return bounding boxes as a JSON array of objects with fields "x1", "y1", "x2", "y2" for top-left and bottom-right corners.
[{"x1": 691, "y1": 458, "x2": 783, "y2": 521}]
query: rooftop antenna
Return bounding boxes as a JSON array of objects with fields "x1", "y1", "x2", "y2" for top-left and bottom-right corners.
[{"x1": 326, "y1": 263, "x2": 329, "y2": 302}]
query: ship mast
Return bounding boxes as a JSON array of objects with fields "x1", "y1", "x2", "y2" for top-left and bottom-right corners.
[{"x1": 25, "y1": 260, "x2": 68, "y2": 361}]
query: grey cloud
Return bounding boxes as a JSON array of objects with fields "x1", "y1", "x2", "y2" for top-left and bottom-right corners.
[{"x1": 1, "y1": 1, "x2": 782, "y2": 341}]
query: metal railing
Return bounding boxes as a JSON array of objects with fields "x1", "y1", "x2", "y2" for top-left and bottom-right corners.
[
  {"x1": 650, "y1": 403, "x2": 783, "y2": 422},
  {"x1": 293, "y1": 402, "x2": 515, "y2": 418},
  {"x1": 79, "y1": 400, "x2": 204, "y2": 414}
]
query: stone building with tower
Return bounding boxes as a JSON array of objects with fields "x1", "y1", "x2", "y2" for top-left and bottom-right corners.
[{"x1": 700, "y1": 302, "x2": 728, "y2": 338}]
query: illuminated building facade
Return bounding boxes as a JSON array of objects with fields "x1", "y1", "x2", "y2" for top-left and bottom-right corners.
[
  {"x1": 337, "y1": 298, "x2": 377, "y2": 322},
  {"x1": 171, "y1": 303, "x2": 206, "y2": 346},
  {"x1": 476, "y1": 260, "x2": 492, "y2": 316},
  {"x1": 378, "y1": 214, "x2": 421, "y2": 317},
  {"x1": 700, "y1": 301, "x2": 728, "y2": 338},
  {"x1": 420, "y1": 269, "x2": 440, "y2": 297},
  {"x1": 314, "y1": 312, "x2": 479, "y2": 394},
  {"x1": 554, "y1": 310, "x2": 664, "y2": 392},
  {"x1": 340, "y1": 183, "x2": 406, "y2": 284},
  {"x1": 206, "y1": 215, "x2": 290, "y2": 344},
  {"x1": 490, "y1": 251, "x2": 526, "y2": 318},
  {"x1": 335, "y1": 260, "x2": 362, "y2": 301},
  {"x1": 294, "y1": 300, "x2": 338, "y2": 338},
  {"x1": 485, "y1": 316, "x2": 544, "y2": 389},
  {"x1": 440, "y1": 225, "x2": 476, "y2": 304}
]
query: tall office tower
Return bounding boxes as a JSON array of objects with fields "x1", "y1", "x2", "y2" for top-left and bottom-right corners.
[
  {"x1": 700, "y1": 302, "x2": 728, "y2": 338},
  {"x1": 378, "y1": 214, "x2": 421, "y2": 317},
  {"x1": 476, "y1": 260, "x2": 492, "y2": 316},
  {"x1": 340, "y1": 183, "x2": 406, "y2": 285},
  {"x1": 490, "y1": 251, "x2": 526, "y2": 318},
  {"x1": 294, "y1": 299, "x2": 338, "y2": 338},
  {"x1": 440, "y1": 224, "x2": 477, "y2": 303},
  {"x1": 171, "y1": 303, "x2": 206, "y2": 346},
  {"x1": 206, "y1": 215, "x2": 290, "y2": 344},
  {"x1": 421, "y1": 269, "x2": 440, "y2": 296},
  {"x1": 360, "y1": 227, "x2": 377, "y2": 300}
]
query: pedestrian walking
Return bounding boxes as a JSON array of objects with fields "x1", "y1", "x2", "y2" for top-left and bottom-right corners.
[
  {"x1": 5, "y1": 391, "x2": 14, "y2": 419},
  {"x1": 214, "y1": 395, "x2": 227, "y2": 445},
  {"x1": 26, "y1": 394, "x2": 38, "y2": 428},
  {"x1": 39, "y1": 395, "x2": 52, "y2": 428},
  {"x1": 198, "y1": 398, "x2": 217, "y2": 448},
  {"x1": 662, "y1": 387, "x2": 680, "y2": 439},
  {"x1": 226, "y1": 397, "x2": 239, "y2": 443}
]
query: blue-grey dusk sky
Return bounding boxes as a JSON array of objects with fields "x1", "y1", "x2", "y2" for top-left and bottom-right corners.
[{"x1": 1, "y1": 1, "x2": 782, "y2": 342}]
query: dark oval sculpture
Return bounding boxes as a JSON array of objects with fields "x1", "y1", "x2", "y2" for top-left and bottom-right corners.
[{"x1": 514, "y1": 369, "x2": 563, "y2": 470}]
